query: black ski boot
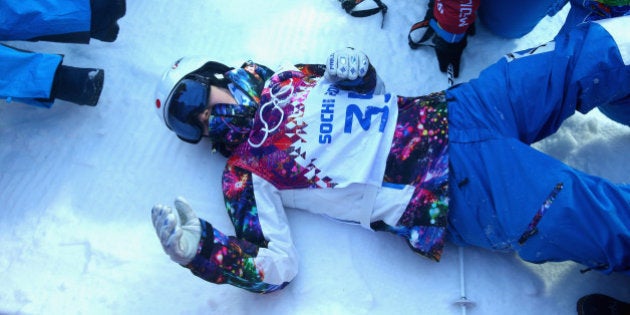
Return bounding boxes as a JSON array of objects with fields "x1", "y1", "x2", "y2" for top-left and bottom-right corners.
[
  {"x1": 90, "y1": 0, "x2": 126, "y2": 42},
  {"x1": 577, "y1": 294, "x2": 630, "y2": 315},
  {"x1": 51, "y1": 65, "x2": 105, "y2": 106}
]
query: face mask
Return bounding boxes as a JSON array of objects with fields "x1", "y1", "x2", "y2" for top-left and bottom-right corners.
[{"x1": 207, "y1": 103, "x2": 257, "y2": 156}]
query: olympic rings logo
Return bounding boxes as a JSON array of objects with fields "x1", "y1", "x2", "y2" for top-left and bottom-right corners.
[{"x1": 248, "y1": 79, "x2": 295, "y2": 148}]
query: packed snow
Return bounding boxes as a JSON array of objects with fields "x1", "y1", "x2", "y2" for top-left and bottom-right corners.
[{"x1": 1, "y1": 1, "x2": 630, "y2": 314}]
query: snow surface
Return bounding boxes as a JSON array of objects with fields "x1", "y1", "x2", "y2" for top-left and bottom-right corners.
[{"x1": 2, "y1": 1, "x2": 630, "y2": 314}]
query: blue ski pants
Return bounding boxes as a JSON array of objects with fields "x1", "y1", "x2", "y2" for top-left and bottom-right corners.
[
  {"x1": 0, "y1": 0, "x2": 91, "y2": 107},
  {"x1": 473, "y1": 0, "x2": 630, "y2": 125},
  {"x1": 447, "y1": 16, "x2": 630, "y2": 274},
  {"x1": 478, "y1": 0, "x2": 630, "y2": 39}
]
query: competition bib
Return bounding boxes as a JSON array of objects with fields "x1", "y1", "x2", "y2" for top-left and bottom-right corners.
[{"x1": 296, "y1": 82, "x2": 397, "y2": 187}]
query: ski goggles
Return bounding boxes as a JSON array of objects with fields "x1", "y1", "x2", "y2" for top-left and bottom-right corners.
[{"x1": 165, "y1": 75, "x2": 210, "y2": 143}]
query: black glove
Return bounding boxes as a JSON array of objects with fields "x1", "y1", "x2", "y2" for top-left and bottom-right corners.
[{"x1": 432, "y1": 34, "x2": 467, "y2": 78}]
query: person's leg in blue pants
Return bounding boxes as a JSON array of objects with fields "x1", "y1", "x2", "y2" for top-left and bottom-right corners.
[
  {"x1": 0, "y1": 0, "x2": 91, "y2": 43},
  {"x1": 0, "y1": 44, "x2": 104, "y2": 107},
  {"x1": 0, "y1": 0, "x2": 126, "y2": 43},
  {"x1": 558, "y1": 0, "x2": 630, "y2": 126},
  {"x1": 0, "y1": 45, "x2": 62, "y2": 102},
  {"x1": 478, "y1": 0, "x2": 630, "y2": 126},
  {"x1": 447, "y1": 16, "x2": 630, "y2": 274},
  {"x1": 0, "y1": 0, "x2": 125, "y2": 107},
  {"x1": 477, "y1": 0, "x2": 567, "y2": 38}
]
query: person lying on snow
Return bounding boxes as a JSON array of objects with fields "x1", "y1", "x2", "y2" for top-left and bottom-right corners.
[{"x1": 151, "y1": 16, "x2": 630, "y2": 294}]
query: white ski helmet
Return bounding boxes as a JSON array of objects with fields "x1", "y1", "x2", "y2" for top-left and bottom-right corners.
[{"x1": 154, "y1": 56, "x2": 233, "y2": 143}]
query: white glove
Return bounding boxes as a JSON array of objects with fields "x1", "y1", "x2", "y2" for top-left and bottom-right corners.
[
  {"x1": 151, "y1": 197, "x2": 202, "y2": 265},
  {"x1": 324, "y1": 48, "x2": 370, "y2": 82}
]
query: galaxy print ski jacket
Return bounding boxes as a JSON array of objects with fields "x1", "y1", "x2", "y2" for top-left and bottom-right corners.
[{"x1": 186, "y1": 63, "x2": 449, "y2": 293}]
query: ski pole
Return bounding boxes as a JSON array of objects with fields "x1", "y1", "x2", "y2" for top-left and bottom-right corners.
[
  {"x1": 454, "y1": 246, "x2": 475, "y2": 314},
  {"x1": 446, "y1": 63, "x2": 475, "y2": 315},
  {"x1": 447, "y1": 64, "x2": 455, "y2": 88}
]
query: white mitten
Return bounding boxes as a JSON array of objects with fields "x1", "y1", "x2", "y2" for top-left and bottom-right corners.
[
  {"x1": 151, "y1": 197, "x2": 202, "y2": 265},
  {"x1": 324, "y1": 48, "x2": 370, "y2": 82}
]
